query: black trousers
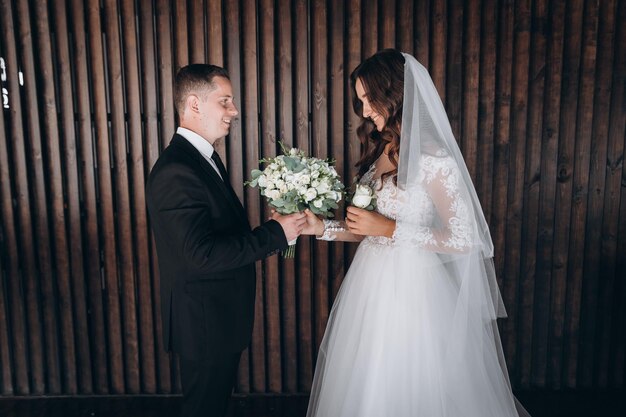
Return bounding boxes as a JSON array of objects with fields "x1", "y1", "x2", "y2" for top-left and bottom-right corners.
[{"x1": 179, "y1": 352, "x2": 242, "y2": 417}]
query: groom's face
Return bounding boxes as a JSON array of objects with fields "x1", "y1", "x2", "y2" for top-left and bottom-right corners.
[{"x1": 196, "y1": 76, "x2": 239, "y2": 143}]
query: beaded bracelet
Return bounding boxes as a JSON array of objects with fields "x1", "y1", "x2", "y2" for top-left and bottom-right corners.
[{"x1": 316, "y1": 219, "x2": 346, "y2": 241}]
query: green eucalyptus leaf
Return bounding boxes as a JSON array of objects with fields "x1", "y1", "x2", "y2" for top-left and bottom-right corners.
[{"x1": 271, "y1": 199, "x2": 285, "y2": 207}]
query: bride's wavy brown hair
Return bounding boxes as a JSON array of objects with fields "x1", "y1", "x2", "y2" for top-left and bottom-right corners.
[{"x1": 350, "y1": 49, "x2": 405, "y2": 185}]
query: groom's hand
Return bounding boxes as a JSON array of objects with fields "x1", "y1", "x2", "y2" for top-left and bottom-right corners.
[{"x1": 272, "y1": 212, "x2": 307, "y2": 242}]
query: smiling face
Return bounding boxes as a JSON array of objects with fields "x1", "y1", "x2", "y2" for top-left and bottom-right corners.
[
  {"x1": 355, "y1": 77, "x2": 385, "y2": 131},
  {"x1": 182, "y1": 76, "x2": 239, "y2": 144}
]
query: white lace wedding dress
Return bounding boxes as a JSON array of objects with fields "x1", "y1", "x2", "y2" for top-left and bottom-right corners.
[{"x1": 306, "y1": 151, "x2": 523, "y2": 417}]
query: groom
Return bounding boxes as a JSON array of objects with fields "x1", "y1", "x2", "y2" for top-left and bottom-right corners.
[{"x1": 146, "y1": 64, "x2": 305, "y2": 417}]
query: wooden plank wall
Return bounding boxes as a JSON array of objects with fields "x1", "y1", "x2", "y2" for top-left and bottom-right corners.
[{"x1": 0, "y1": 0, "x2": 624, "y2": 396}]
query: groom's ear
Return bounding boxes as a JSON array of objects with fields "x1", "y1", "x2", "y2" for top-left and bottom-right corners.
[{"x1": 186, "y1": 94, "x2": 200, "y2": 115}]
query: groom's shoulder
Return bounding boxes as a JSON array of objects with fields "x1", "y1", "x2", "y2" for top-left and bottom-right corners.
[{"x1": 148, "y1": 137, "x2": 196, "y2": 181}]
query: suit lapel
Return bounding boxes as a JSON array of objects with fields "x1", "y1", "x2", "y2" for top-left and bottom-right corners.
[{"x1": 172, "y1": 135, "x2": 248, "y2": 222}]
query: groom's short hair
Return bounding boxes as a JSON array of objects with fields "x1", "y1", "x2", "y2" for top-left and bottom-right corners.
[{"x1": 174, "y1": 64, "x2": 230, "y2": 116}]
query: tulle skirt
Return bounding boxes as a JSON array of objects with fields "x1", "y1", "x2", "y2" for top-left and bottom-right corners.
[{"x1": 306, "y1": 241, "x2": 526, "y2": 417}]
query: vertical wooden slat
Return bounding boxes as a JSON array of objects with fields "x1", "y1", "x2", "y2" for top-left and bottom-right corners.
[
  {"x1": 550, "y1": 0, "x2": 584, "y2": 389},
  {"x1": 346, "y1": 0, "x2": 362, "y2": 186},
  {"x1": 504, "y1": 0, "x2": 531, "y2": 388},
  {"x1": 224, "y1": 0, "x2": 244, "y2": 200},
  {"x1": 51, "y1": 0, "x2": 93, "y2": 394},
  {"x1": 520, "y1": 0, "x2": 547, "y2": 387},
  {"x1": 491, "y1": 0, "x2": 514, "y2": 296},
  {"x1": 446, "y1": 0, "x2": 463, "y2": 137},
  {"x1": 531, "y1": 1, "x2": 565, "y2": 386},
  {"x1": 606, "y1": 0, "x2": 626, "y2": 388},
  {"x1": 86, "y1": 0, "x2": 124, "y2": 393},
  {"x1": 276, "y1": 0, "x2": 298, "y2": 394},
  {"x1": 293, "y1": 0, "x2": 313, "y2": 392},
  {"x1": 140, "y1": 0, "x2": 160, "y2": 170},
  {"x1": 595, "y1": 0, "x2": 621, "y2": 386},
  {"x1": 207, "y1": 0, "x2": 225, "y2": 156},
  {"x1": 535, "y1": 0, "x2": 565, "y2": 389},
  {"x1": 120, "y1": 0, "x2": 157, "y2": 394},
  {"x1": 396, "y1": 0, "x2": 413, "y2": 53},
  {"x1": 476, "y1": 0, "x2": 497, "y2": 224},
  {"x1": 69, "y1": 0, "x2": 108, "y2": 393},
  {"x1": 32, "y1": 0, "x2": 77, "y2": 394},
  {"x1": 0, "y1": 0, "x2": 36, "y2": 396},
  {"x1": 581, "y1": 0, "x2": 616, "y2": 388},
  {"x1": 241, "y1": 0, "x2": 266, "y2": 393},
  {"x1": 190, "y1": 0, "x2": 205, "y2": 64},
  {"x1": 311, "y1": 0, "x2": 330, "y2": 353},
  {"x1": 329, "y1": 0, "x2": 346, "y2": 304},
  {"x1": 344, "y1": 1, "x2": 362, "y2": 271},
  {"x1": 15, "y1": 0, "x2": 54, "y2": 394},
  {"x1": 207, "y1": 0, "x2": 224, "y2": 66},
  {"x1": 414, "y1": 0, "x2": 430, "y2": 67},
  {"x1": 462, "y1": 0, "x2": 481, "y2": 181},
  {"x1": 430, "y1": 0, "x2": 446, "y2": 98},
  {"x1": 173, "y1": 0, "x2": 189, "y2": 71},
  {"x1": 147, "y1": 0, "x2": 173, "y2": 394},
  {"x1": 564, "y1": 0, "x2": 599, "y2": 388},
  {"x1": 102, "y1": 0, "x2": 140, "y2": 393},
  {"x1": 0, "y1": 77, "x2": 18, "y2": 396},
  {"x1": 362, "y1": 0, "x2": 377, "y2": 57},
  {"x1": 156, "y1": 0, "x2": 176, "y2": 148},
  {"x1": 379, "y1": 0, "x2": 395, "y2": 48},
  {"x1": 0, "y1": 249, "x2": 12, "y2": 394},
  {"x1": 258, "y1": 0, "x2": 282, "y2": 393}
]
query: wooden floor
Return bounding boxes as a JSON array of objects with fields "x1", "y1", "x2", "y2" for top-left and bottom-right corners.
[{"x1": 0, "y1": 391, "x2": 624, "y2": 417}]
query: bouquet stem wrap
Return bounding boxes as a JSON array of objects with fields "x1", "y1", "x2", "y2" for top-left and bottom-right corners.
[{"x1": 284, "y1": 237, "x2": 298, "y2": 258}]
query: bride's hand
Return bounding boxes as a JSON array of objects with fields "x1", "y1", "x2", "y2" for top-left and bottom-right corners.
[
  {"x1": 346, "y1": 206, "x2": 395, "y2": 237},
  {"x1": 301, "y1": 209, "x2": 325, "y2": 236}
]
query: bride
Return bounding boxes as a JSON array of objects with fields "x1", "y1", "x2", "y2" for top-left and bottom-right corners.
[{"x1": 302, "y1": 49, "x2": 530, "y2": 417}]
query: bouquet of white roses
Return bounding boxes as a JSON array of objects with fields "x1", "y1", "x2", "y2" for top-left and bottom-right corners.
[{"x1": 246, "y1": 142, "x2": 345, "y2": 257}]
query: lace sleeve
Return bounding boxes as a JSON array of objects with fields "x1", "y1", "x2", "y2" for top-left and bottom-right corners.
[
  {"x1": 316, "y1": 219, "x2": 364, "y2": 242},
  {"x1": 393, "y1": 155, "x2": 474, "y2": 253}
]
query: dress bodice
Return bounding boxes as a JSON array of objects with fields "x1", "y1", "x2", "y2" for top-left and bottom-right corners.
[{"x1": 360, "y1": 151, "x2": 473, "y2": 252}]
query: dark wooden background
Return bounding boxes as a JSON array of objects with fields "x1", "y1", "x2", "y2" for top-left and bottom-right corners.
[{"x1": 0, "y1": 0, "x2": 624, "y2": 397}]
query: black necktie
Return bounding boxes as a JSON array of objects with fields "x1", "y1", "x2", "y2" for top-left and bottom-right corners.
[{"x1": 211, "y1": 151, "x2": 229, "y2": 183}]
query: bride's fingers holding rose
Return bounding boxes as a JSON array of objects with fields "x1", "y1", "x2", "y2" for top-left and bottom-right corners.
[{"x1": 346, "y1": 206, "x2": 395, "y2": 237}]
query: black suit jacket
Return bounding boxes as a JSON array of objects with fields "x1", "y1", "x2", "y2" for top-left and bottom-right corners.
[{"x1": 146, "y1": 134, "x2": 287, "y2": 360}]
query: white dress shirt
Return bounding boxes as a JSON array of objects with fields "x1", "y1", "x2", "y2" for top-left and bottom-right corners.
[{"x1": 176, "y1": 127, "x2": 223, "y2": 180}]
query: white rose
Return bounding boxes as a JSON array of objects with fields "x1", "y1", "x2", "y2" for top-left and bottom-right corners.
[
  {"x1": 311, "y1": 170, "x2": 320, "y2": 179},
  {"x1": 297, "y1": 185, "x2": 308, "y2": 195},
  {"x1": 265, "y1": 180, "x2": 275, "y2": 190},
  {"x1": 304, "y1": 188, "x2": 317, "y2": 202},
  {"x1": 325, "y1": 191, "x2": 338, "y2": 201},
  {"x1": 257, "y1": 175, "x2": 267, "y2": 187},
  {"x1": 297, "y1": 174, "x2": 311, "y2": 185},
  {"x1": 313, "y1": 198, "x2": 324, "y2": 208},
  {"x1": 316, "y1": 180, "x2": 330, "y2": 194},
  {"x1": 266, "y1": 189, "x2": 281, "y2": 200},
  {"x1": 352, "y1": 184, "x2": 373, "y2": 208}
]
